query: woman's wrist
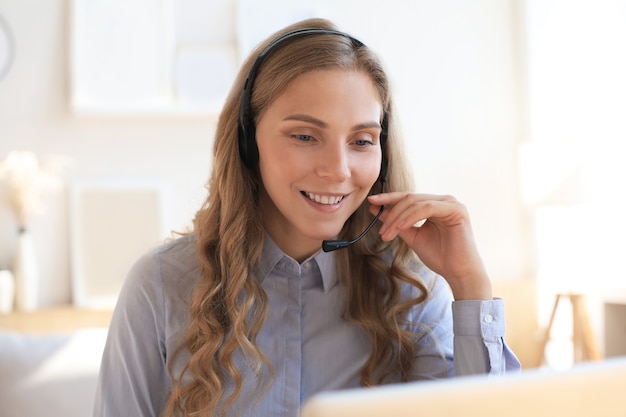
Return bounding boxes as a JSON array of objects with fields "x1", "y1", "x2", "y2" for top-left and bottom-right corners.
[{"x1": 449, "y1": 274, "x2": 493, "y2": 301}]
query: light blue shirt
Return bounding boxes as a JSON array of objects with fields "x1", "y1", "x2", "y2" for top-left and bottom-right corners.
[{"x1": 93, "y1": 233, "x2": 520, "y2": 417}]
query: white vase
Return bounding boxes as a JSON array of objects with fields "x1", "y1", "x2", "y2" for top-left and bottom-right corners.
[
  {"x1": 13, "y1": 228, "x2": 39, "y2": 311},
  {"x1": 0, "y1": 268, "x2": 15, "y2": 314}
]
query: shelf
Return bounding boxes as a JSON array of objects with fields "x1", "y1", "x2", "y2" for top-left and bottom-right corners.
[{"x1": 0, "y1": 306, "x2": 113, "y2": 334}]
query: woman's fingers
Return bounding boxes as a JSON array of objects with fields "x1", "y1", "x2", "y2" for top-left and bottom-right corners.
[{"x1": 368, "y1": 192, "x2": 464, "y2": 241}]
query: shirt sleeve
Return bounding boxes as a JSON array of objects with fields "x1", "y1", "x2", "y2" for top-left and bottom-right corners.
[
  {"x1": 93, "y1": 252, "x2": 170, "y2": 417},
  {"x1": 409, "y1": 271, "x2": 521, "y2": 380},
  {"x1": 452, "y1": 299, "x2": 521, "y2": 376}
]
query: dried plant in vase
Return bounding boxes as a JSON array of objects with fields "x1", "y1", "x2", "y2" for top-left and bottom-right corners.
[{"x1": 0, "y1": 150, "x2": 71, "y2": 310}]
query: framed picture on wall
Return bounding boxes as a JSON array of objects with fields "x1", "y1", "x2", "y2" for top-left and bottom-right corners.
[
  {"x1": 69, "y1": 0, "x2": 238, "y2": 115},
  {"x1": 70, "y1": 0, "x2": 173, "y2": 114},
  {"x1": 69, "y1": 181, "x2": 167, "y2": 309}
]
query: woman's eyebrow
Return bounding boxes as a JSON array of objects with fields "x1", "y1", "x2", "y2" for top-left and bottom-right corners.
[
  {"x1": 352, "y1": 121, "x2": 382, "y2": 131},
  {"x1": 283, "y1": 114, "x2": 327, "y2": 127},
  {"x1": 283, "y1": 114, "x2": 381, "y2": 131}
]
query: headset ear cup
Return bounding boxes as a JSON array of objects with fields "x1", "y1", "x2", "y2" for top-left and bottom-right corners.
[
  {"x1": 380, "y1": 112, "x2": 388, "y2": 148},
  {"x1": 378, "y1": 112, "x2": 389, "y2": 183},
  {"x1": 245, "y1": 123, "x2": 259, "y2": 167},
  {"x1": 378, "y1": 157, "x2": 388, "y2": 183},
  {"x1": 238, "y1": 117, "x2": 259, "y2": 168},
  {"x1": 237, "y1": 122, "x2": 249, "y2": 166}
]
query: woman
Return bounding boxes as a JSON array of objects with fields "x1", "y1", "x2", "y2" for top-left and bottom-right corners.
[{"x1": 94, "y1": 17, "x2": 520, "y2": 417}]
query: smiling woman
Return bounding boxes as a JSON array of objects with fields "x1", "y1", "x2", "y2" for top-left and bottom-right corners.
[{"x1": 93, "y1": 18, "x2": 520, "y2": 417}]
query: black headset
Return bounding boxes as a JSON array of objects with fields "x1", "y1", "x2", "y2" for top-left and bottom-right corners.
[{"x1": 236, "y1": 27, "x2": 389, "y2": 251}]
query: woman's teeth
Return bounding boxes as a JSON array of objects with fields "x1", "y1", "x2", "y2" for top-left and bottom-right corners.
[{"x1": 304, "y1": 192, "x2": 344, "y2": 205}]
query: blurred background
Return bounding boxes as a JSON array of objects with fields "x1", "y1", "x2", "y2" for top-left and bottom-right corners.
[{"x1": 0, "y1": 0, "x2": 625, "y2": 375}]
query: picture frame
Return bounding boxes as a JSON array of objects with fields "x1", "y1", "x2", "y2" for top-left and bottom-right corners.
[{"x1": 69, "y1": 181, "x2": 167, "y2": 309}]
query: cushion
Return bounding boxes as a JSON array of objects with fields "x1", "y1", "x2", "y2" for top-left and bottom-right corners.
[{"x1": 0, "y1": 328, "x2": 108, "y2": 417}]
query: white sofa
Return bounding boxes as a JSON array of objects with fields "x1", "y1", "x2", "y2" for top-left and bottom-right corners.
[{"x1": 0, "y1": 328, "x2": 108, "y2": 417}]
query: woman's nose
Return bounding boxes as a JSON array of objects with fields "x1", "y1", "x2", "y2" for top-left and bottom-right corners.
[{"x1": 316, "y1": 144, "x2": 350, "y2": 182}]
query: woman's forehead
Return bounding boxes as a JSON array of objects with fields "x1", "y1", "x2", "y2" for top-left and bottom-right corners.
[{"x1": 265, "y1": 69, "x2": 383, "y2": 119}]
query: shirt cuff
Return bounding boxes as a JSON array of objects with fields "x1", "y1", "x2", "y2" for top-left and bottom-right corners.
[{"x1": 452, "y1": 298, "x2": 506, "y2": 338}]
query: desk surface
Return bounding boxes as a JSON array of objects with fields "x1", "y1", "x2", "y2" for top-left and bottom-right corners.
[{"x1": 0, "y1": 306, "x2": 113, "y2": 333}]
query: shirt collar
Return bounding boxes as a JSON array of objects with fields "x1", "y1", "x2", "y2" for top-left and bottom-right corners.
[
  {"x1": 313, "y1": 246, "x2": 337, "y2": 292},
  {"x1": 253, "y1": 233, "x2": 338, "y2": 293}
]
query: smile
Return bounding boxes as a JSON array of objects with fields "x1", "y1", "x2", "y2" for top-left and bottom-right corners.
[{"x1": 302, "y1": 192, "x2": 345, "y2": 205}]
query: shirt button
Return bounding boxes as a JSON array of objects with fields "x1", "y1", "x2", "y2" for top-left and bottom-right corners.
[{"x1": 484, "y1": 314, "x2": 494, "y2": 323}]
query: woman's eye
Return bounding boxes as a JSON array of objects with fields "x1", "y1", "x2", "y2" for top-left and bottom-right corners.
[
  {"x1": 293, "y1": 134, "x2": 314, "y2": 142},
  {"x1": 354, "y1": 138, "x2": 374, "y2": 147}
]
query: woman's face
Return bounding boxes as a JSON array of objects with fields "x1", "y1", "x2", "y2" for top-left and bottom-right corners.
[{"x1": 255, "y1": 68, "x2": 383, "y2": 261}]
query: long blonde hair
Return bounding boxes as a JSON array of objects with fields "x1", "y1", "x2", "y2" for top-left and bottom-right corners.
[{"x1": 163, "y1": 18, "x2": 429, "y2": 417}]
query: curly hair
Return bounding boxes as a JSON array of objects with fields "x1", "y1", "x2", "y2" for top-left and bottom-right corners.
[{"x1": 162, "y1": 18, "x2": 429, "y2": 417}]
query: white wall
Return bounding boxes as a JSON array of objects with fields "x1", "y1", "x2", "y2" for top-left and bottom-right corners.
[
  {"x1": 523, "y1": 0, "x2": 626, "y2": 366},
  {"x1": 0, "y1": 0, "x2": 529, "y2": 307}
]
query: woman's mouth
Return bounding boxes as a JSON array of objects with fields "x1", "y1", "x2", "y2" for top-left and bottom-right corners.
[{"x1": 302, "y1": 191, "x2": 345, "y2": 205}]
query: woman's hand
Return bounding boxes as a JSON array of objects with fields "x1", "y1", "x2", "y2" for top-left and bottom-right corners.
[{"x1": 368, "y1": 192, "x2": 492, "y2": 301}]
